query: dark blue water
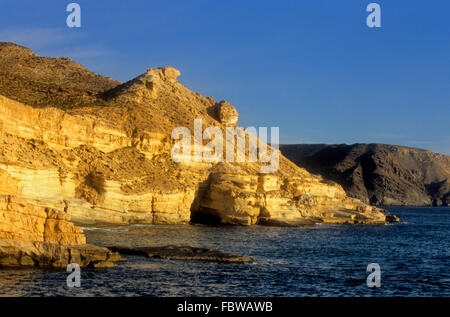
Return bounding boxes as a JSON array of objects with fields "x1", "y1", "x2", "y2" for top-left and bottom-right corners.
[{"x1": 0, "y1": 207, "x2": 448, "y2": 296}]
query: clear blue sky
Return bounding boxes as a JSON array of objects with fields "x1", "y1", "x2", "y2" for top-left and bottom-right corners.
[{"x1": 1, "y1": 0, "x2": 449, "y2": 154}]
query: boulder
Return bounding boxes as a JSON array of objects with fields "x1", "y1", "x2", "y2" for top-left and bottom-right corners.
[
  {"x1": 0, "y1": 195, "x2": 124, "y2": 268},
  {"x1": 217, "y1": 100, "x2": 239, "y2": 125}
]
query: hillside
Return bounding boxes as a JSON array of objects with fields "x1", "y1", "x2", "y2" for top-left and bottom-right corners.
[{"x1": 280, "y1": 143, "x2": 450, "y2": 206}]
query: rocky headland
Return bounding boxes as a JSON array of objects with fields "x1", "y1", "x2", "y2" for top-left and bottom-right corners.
[
  {"x1": 280, "y1": 143, "x2": 450, "y2": 206},
  {"x1": 0, "y1": 42, "x2": 397, "y2": 268}
]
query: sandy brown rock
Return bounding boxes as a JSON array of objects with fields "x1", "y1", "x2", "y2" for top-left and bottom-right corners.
[
  {"x1": 108, "y1": 245, "x2": 254, "y2": 263},
  {"x1": 0, "y1": 239, "x2": 124, "y2": 268},
  {"x1": 0, "y1": 195, "x2": 85, "y2": 244},
  {"x1": 161, "y1": 66, "x2": 181, "y2": 80},
  {"x1": 0, "y1": 42, "x2": 395, "y2": 230},
  {"x1": 0, "y1": 195, "x2": 123, "y2": 268},
  {"x1": 0, "y1": 42, "x2": 119, "y2": 110},
  {"x1": 194, "y1": 164, "x2": 388, "y2": 225}
]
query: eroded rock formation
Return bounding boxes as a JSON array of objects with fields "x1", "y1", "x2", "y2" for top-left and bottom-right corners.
[
  {"x1": 0, "y1": 42, "x2": 395, "y2": 237},
  {"x1": 108, "y1": 246, "x2": 255, "y2": 263},
  {"x1": 216, "y1": 100, "x2": 239, "y2": 125}
]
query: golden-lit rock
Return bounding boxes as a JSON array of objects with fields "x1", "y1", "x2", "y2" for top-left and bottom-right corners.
[
  {"x1": 216, "y1": 100, "x2": 239, "y2": 125},
  {"x1": 0, "y1": 195, "x2": 124, "y2": 268},
  {"x1": 0, "y1": 42, "x2": 394, "y2": 237}
]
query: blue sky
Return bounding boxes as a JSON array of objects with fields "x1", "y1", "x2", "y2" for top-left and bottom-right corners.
[{"x1": 1, "y1": 0, "x2": 449, "y2": 154}]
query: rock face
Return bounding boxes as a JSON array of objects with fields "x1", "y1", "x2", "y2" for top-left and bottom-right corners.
[
  {"x1": 0, "y1": 195, "x2": 123, "y2": 268},
  {"x1": 0, "y1": 42, "x2": 395, "y2": 234},
  {"x1": 280, "y1": 143, "x2": 450, "y2": 206},
  {"x1": 193, "y1": 163, "x2": 388, "y2": 225},
  {"x1": 108, "y1": 246, "x2": 255, "y2": 263}
]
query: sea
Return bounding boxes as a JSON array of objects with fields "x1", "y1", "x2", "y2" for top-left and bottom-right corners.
[{"x1": 0, "y1": 207, "x2": 448, "y2": 297}]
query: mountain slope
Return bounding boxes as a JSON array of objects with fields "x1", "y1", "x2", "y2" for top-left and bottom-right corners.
[{"x1": 280, "y1": 143, "x2": 450, "y2": 206}]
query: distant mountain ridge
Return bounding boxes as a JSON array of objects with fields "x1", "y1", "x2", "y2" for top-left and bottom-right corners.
[{"x1": 280, "y1": 143, "x2": 450, "y2": 206}]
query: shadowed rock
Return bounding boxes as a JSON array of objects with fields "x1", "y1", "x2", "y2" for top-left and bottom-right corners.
[
  {"x1": 0, "y1": 240, "x2": 125, "y2": 268},
  {"x1": 0, "y1": 42, "x2": 394, "y2": 229},
  {"x1": 108, "y1": 245, "x2": 255, "y2": 263},
  {"x1": 216, "y1": 100, "x2": 239, "y2": 125}
]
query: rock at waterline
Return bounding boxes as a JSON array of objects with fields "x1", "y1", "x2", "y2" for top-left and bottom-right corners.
[{"x1": 108, "y1": 245, "x2": 255, "y2": 263}]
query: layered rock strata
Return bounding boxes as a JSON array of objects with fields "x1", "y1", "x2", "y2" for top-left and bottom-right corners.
[
  {"x1": 280, "y1": 143, "x2": 450, "y2": 206},
  {"x1": 0, "y1": 42, "x2": 396, "y2": 232}
]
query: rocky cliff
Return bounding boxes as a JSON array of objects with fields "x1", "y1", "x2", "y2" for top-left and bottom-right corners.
[
  {"x1": 0, "y1": 195, "x2": 123, "y2": 267},
  {"x1": 280, "y1": 143, "x2": 450, "y2": 206},
  {"x1": 0, "y1": 41, "x2": 395, "y2": 245}
]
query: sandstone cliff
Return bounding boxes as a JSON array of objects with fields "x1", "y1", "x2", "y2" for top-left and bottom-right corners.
[
  {"x1": 0, "y1": 195, "x2": 123, "y2": 268},
  {"x1": 0, "y1": 42, "x2": 395, "y2": 233},
  {"x1": 280, "y1": 143, "x2": 450, "y2": 206}
]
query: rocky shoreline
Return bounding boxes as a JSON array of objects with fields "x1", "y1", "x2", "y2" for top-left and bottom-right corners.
[
  {"x1": 0, "y1": 42, "x2": 399, "y2": 269},
  {"x1": 108, "y1": 246, "x2": 255, "y2": 264}
]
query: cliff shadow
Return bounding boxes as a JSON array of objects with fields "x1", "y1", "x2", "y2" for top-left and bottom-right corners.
[{"x1": 189, "y1": 174, "x2": 223, "y2": 225}]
